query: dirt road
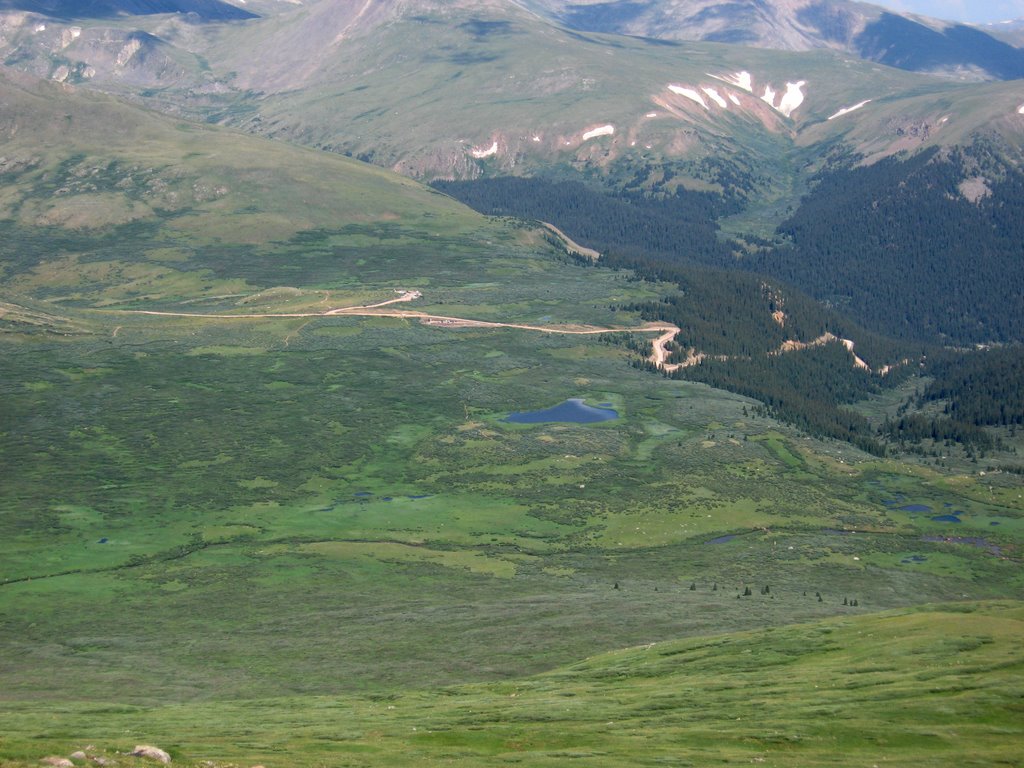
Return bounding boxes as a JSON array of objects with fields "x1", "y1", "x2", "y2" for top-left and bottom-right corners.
[{"x1": 106, "y1": 291, "x2": 681, "y2": 367}]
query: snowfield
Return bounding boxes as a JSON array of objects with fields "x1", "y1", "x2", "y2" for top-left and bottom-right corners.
[
  {"x1": 828, "y1": 100, "x2": 871, "y2": 120},
  {"x1": 582, "y1": 125, "x2": 614, "y2": 141},
  {"x1": 470, "y1": 142, "x2": 498, "y2": 159},
  {"x1": 668, "y1": 73, "x2": 806, "y2": 118},
  {"x1": 669, "y1": 85, "x2": 708, "y2": 109},
  {"x1": 703, "y1": 87, "x2": 728, "y2": 109},
  {"x1": 776, "y1": 81, "x2": 806, "y2": 118},
  {"x1": 712, "y1": 71, "x2": 753, "y2": 93}
]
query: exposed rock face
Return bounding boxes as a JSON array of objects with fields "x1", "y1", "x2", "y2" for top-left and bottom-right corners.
[{"x1": 130, "y1": 746, "x2": 171, "y2": 764}]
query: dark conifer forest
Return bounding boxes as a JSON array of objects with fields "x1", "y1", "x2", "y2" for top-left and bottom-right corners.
[{"x1": 763, "y1": 145, "x2": 1024, "y2": 344}]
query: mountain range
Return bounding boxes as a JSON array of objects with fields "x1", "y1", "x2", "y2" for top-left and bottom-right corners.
[
  {"x1": 1, "y1": 0, "x2": 1023, "y2": 347},
  {"x1": 517, "y1": 0, "x2": 1024, "y2": 79}
]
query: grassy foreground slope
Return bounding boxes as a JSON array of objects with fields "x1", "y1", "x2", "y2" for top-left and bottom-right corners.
[{"x1": 1, "y1": 601, "x2": 1021, "y2": 767}]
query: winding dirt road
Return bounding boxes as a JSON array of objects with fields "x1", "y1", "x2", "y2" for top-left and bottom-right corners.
[{"x1": 105, "y1": 290, "x2": 681, "y2": 366}]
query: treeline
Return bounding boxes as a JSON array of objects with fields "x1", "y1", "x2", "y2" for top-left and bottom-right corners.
[
  {"x1": 758, "y1": 144, "x2": 1024, "y2": 344},
  {"x1": 882, "y1": 413, "x2": 998, "y2": 453},
  {"x1": 921, "y1": 346, "x2": 1024, "y2": 427},
  {"x1": 436, "y1": 169, "x2": 1016, "y2": 456},
  {"x1": 609, "y1": 252, "x2": 912, "y2": 364},
  {"x1": 604, "y1": 252, "x2": 901, "y2": 453},
  {"x1": 437, "y1": 175, "x2": 919, "y2": 450},
  {"x1": 431, "y1": 176, "x2": 736, "y2": 264},
  {"x1": 438, "y1": 147, "x2": 1024, "y2": 346},
  {"x1": 883, "y1": 346, "x2": 1024, "y2": 452},
  {"x1": 679, "y1": 343, "x2": 886, "y2": 455}
]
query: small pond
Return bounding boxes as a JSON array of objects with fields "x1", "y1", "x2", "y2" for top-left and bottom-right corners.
[
  {"x1": 505, "y1": 398, "x2": 619, "y2": 424},
  {"x1": 898, "y1": 504, "x2": 933, "y2": 513},
  {"x1": 931, "y1": 514, "x2": 962, "y2": 523}
]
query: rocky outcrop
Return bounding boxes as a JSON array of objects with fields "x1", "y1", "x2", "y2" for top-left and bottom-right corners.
[{"x1": 130, "y1": 746, "x2": 171, "y2": 764}]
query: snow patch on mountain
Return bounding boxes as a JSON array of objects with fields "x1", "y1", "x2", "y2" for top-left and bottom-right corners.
[
  {"x1": 702, "y1": 87, "x2": 728, "y2": 109},
  {"x1": 582, "y1": 125, "x2": 614, "y2": 141},
  {"x1": 1018, "y1": 104, "x2": 1024, "y2": 114},
  {"x1": 777, "y1": 82, "x2": 806, "y2": 118},
  {"x1": 666, "y1": 73, "x2": 806, "y2": 119},
  {"x1": 668, "y1": 85, "x2": 708, "y2": 109},
  {"x1": 471, "y1": 142, "x2": 498, "y2": 159},
  {"x1": 828, "y1": 100, "x2": 871, "y2": 120},
  {"x1": 711, "y1": 71, "x2": 753, "y2": 93}
]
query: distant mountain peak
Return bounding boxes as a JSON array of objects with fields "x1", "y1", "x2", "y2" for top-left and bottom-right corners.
[
  {"x1": 0, "y1": 0, "x2": 256, "y2": 21},
  {"x1": 512, "y1": 0, "x2": 1024, "y2": 80}
]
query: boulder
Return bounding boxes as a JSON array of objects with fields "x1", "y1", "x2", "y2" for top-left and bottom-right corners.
[
  {"x1": 130, "y1": 746, "x2": 170, "y2": 764},
  {"x1": 41, "y1": 758, "x2": 74, "y2": 768},
  {"x1": 70, "y1": 753, "x2": 87, "y2": 761}
]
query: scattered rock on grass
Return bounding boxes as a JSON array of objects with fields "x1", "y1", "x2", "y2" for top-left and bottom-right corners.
[
  {"x1": 130, "y1": 746, "x2": 171, "y2": 764},
  {"x1": 41, "y1": 758, "x2": 74, "y2": 768},
  {"x1": 70, "y1": 752, "x2": 87, "y2": 761}
]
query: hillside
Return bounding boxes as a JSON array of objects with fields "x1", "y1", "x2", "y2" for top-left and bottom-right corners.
[
  {"x1": 1, "y1": 602, "x2": 1021, "y2": 766},
  {"x1": 3, "y1": 0, "x2": 1024, "y2": 185},
  {"x1": 0, "y1": 69, "x2": 543, "y2": 310}
]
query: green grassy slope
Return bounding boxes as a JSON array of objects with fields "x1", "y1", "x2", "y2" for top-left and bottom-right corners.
[
  {"x1": 3, "y1": 292, "x2": 1022, "y2": 702},
  {"x1": 1, "y1": 601, "x2": 1021, "y2": 767},
  {"x1": 0, "y1": 69, "x2": 549, "y2": 312},
  {"x1": 1, "y1": 68, "x2": 1022, "y2": 768}
]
